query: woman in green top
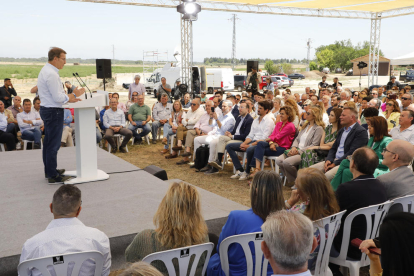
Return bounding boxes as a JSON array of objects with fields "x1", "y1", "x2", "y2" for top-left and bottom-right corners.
[
  {"x1": 125, "y1": 182, "x2": 209, "y2": 275},
  {"x1": 330, "y1": 116, "x2": 392, "y2": 191},
  {"x1": 300, "y1": 108, "x2": 343, "y2": 168}
]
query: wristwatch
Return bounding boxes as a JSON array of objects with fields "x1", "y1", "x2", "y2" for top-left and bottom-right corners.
[{"x1": 269, "y1": 141, "x2": 274, "y2": 145}]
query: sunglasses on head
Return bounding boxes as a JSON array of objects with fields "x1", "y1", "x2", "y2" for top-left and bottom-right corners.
[{"x1": 338, "y1": 105, "x2": 344, "y2": 108}]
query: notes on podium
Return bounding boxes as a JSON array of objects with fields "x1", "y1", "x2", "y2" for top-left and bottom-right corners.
[{"x1": 62, "y1": 91, "x2": 110, "y2": 184}]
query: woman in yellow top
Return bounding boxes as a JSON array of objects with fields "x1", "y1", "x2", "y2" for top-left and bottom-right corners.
[{"x1": 382, "y1": 99, "x2": 400, "y2": 131}]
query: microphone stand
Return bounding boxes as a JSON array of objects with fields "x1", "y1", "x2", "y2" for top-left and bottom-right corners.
[
  {"x1": 72, "y1": 73, "x2": 87, "y2": 99},
  {"x1": 75, "y1": 73, "x2": 93, "y2": 98}
]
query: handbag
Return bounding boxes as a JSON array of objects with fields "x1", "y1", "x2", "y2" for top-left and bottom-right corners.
[{"x1": 314, "y1": 149, "x2": 329, "y2": 159}]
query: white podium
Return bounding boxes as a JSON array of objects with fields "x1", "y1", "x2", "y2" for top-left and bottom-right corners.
[{"x1": 62, "y1": 91, "x2": 109, "y2": 185}]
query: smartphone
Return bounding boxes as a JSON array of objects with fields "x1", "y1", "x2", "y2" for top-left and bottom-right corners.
[
  {"x1": 211, "y1": 107, "x2": 215, "y2": 113},
  {"x1": 351, "y1": 238, "x2": 381, "y2": 255}
]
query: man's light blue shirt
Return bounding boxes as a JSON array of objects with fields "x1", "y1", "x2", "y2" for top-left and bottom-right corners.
[
  {"x1": 210, "y1": 113, "x2": 235, "y2": 136},
  {"x1": 38, "y1": 63, "x2": 69, "y2": 108},
  {"x1": 335, "y1": 122, "x2": 356, "y2": 159}
]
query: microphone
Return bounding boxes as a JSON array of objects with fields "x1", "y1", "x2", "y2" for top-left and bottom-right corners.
[
  {"x1": 72, "y1": 73, "x2": 87, "y2": 99},
  {"x1": 75, "y1": 73, "x2": 93, "y2": 98}
]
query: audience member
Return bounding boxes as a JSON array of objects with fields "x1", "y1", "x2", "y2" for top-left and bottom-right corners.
[
  {"x1": 383, "y1": 99, "x2": 400, "y2": 130},
  {"x1": 19, "y1": 185, "x2": 111, "y2": 276},
  {"x1": 7, "y1": 95, "x2": 23, "y2": 118},
  {"x1": 151, "y1": 93, "x2": 172, "y2": 144},
  {"x1": 401, "y1": 92, "x2": 413, "y2": 111},
  {"x1": 226, "y1": 101, "x2": 274, "y2": 180},
  {"x1": 261, "y1": 210, "x2": 317, "y2": 276},
  {"x1": 227, "y1": 95, "x2": 239, "y2": 118},
  {"x1": 389, "y1": 110, "x2": 414, "y2": 144},
  {"x1": 377, "y1": 140, "x2": 414, "y2": 200},
  {"x1": 360, "y1": 107, "x2": 379, "y2": 129},
  {"x1": 128, "y1": 95, "x2": 151, "y2": 145},
  {"x1": 61, "y1": 108, "x2": 74, "y2": 147},
  {"x1": 284, "y1": 98, "x2": 300, "y2": 128},
  {"x1": 309, "y1": 107, "x2": 368, "y2": 181},
  {"x1": 129, "y1": 75, "x2": 146, "y2": 99},
  {"x1": 17, "y1": 99, "x2": 43, "y2": 149},
  {"x1": 157, "y1": 77, "x2": 172, "y2": 99},
  {"x1": 331, "y1": 116, "x2": 392, "y2": 190},
  {"x1": 112, "y1": 93, "x2": 127, "y2": 113},
  {"x1": 300, "y1": 93, "x2": 308, "y2": 107},
  {"x1": 246, "y1": 67, "x2": 261, "y2": 93},
  {"x1": 160, "y1": 100, "x2": 183, "y2": 154},
  {"x1": 200, "y1": 91, "x2": 208, "y2": 104},
  {"x1": 340, "y1": 91, "x2": 351, "y2": 102},
  {"x1": 0, "y1": 111, "x2": 16, "y2": 150},
  {"x1": 331, "y1": 147, "x2": 387, "y2": 272},
  {"x1": 95, "y1": 108, "x2": 102, "y2": 144},
  {"x1": 313, "y1": 101, "x2": 329, "y2": 126},
  {"x1": 181, "y1": 93, "x2": 191, "y2": 109},
  {"x1": 271, "y1": 98, "x2": 281, "y2": 121},
  {"x1": 100, "y1": 105, "x2": 110, "y2": 132},
  {"x1": 64, "y1": 81, "x2": 76, "y2": 94},
  {"x1": 125, "y1": 182, "x2": 209, "y2": 275},
  {"x1": 0, "y1": 78, "x2": 17, "y2": 108},
  {"x1": 386, "y1": 76, "x2": 400, "y2": 90},
  {"x1": 377, "y1": 86, "x2": 385, "y2": 100},
  {"x1": 276, "y1": 107, "x2": 325, "y2": 187},
  {"x1": 208, "y1": 102, "x2": 253, "y2": 170},
  {"x1": 103, "y1": 98, "x2": 132, "y2": 153},
  {"x1": 207, "y1": 171, "x2": 285, "y2": 276},
  {"x1": 126, "y1": 92, "x2": 138, "y2": 111},
  {"x1": 119, "y1": 262, "x2": 162, "y2": 276},
  {"x1": 0, "y1": 100, "x2": 18, "y2": 147},
  {"x1": 318, "y1": 76, "x2": 328, "y2": 94}
]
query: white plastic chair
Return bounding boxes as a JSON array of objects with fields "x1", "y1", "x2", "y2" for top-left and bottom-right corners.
[
  {"x1": 329, "y1": 201, "x2": 393, "y2": 276},
  {"x1": 108, "y1": 134, "x2": 129, "y2": 152},
  {"x1": 0, "y1": 143, "x2": 5, "y2": 152},
  {"x1": 225, "y1": 151, "x2": 247, "y2": 174},
  {"x1": 219, "y1": 232, "x2": 269, "y2": 276},
  {"x1": 142, "y1": 242, "x2": 214, "y2": 276},
  {"x1": 18, "y1": 251, "x2": 104, "y2": 276},
  {"x1": 170, "y1": 134, "x2": 181, "y2": 155},
  {"x1": 390, "y1": 194, "x2": 414, "y2": 213},
  {"x1": 23, "y1": 139, "x2": 43, "y2": 150},
  {"x1": 312, "y1": 210, "x2": 346, "y2": 276},
  {"x1": 261, "y1": 156, "x2": 279, "y2": 174}
]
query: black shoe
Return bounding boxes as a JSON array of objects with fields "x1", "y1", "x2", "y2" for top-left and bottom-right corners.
[
  {"x1": 181, "y1": 152, "x2": 192, "y2": 157},
  {"x1": 119, "y1": 147, "x2": 127, "y2": 153},
  {"x1": 205, "y1": 167, "x2": 219, "y2": 174},
  {"x1": 152, "y1": 140, "x2": 157, "y2": 144},
  {"x1": 111, "y1": 148, "x2": 117, "y2": 153},
  {"x1": 134, "y1": 138, "x2": 142, "y2": 145},
  {"x1": 34, "y1": 143, "x2": 41, "y2": 149},
  {"x1": 209, "y1": 160, "x2": 222, "y2": 170},
  {"x1": 45, "y1": 169, "x2": 66, "y2": 179},
  {"x1": 200, "y1": 165, "x2": 211, "y2": 172},
  {"x1": 48, "y1": 174, "x2": 72, "y2": 184}
]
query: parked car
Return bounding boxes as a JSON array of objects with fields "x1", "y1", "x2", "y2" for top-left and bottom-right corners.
[
  {"x1": 288, "y1": 73, "x2": 305, "y2": 80},
  {"x1": 122, "y1": 83, "x2": 130, "y2": 89},
  {"x1": 276, "y1": 73, "x2": 288, "y2": 77},
  {"x1": 399, "y1": 69, "x2": 414, "y2": 83},
  {"x1": 271, "y1": 75, "x2": 290, "y2": 88},
  {"x1": 322, "y1": 67, "x2": 330, "y2": 74},
  {"x1": 234, "y1": 75, "x2": 247, "y2": 92},
  {"x1": 287, "y1": 78, "x2": 294, "y2": 87},
  {"x1": 206, "y1": 68, "x2": 234, "y2": 93},
  {"x1": 335, "y1": 68, "x2": 343, "y2": 73},
  {"x1": 259, "y1": 76, "x2": 279, "y2": 91}
]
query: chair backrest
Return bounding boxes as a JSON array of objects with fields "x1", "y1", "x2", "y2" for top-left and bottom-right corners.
[
  {"x1": 390, "y1": 194, "x2": 414, "y2": 213},
  {"x1": 219, "y1": 232, "x2": 269, "y2": 276},
  {"x1": 142, "y1": 242, "x2": 214, "y2": 276},
  {"x1": 331, "y1": 201, "x2": 393, "y2": 267},
  {"x1": 18, "y1": 251, "x2": 104, "y2": 276},
  {"x1": 312, "y1": 210, "x2": 346, "y2": 276}
]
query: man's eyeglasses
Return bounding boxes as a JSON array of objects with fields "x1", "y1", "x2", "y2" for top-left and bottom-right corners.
[
  {"x1": 402, "y1": 97, "x2": 410, "y2": 100},
  {"x1": 372, "y1": 93, "x2": 378, "y2": 95},
  {"x1": 382, "y1": 147, "x2": 397, "y2": 156}
]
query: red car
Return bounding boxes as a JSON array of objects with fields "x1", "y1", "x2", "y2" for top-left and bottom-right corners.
[
  {"x1": 259, "y1": 76, "x2": 279, "y2": 91},
  {"x1": 276, "y1": 73, "x2": 288, "y2": 77}
]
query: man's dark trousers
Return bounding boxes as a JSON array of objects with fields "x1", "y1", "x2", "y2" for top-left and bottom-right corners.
[{"x1": 40, "y1": 107, "x2": 64, "y2": 178}]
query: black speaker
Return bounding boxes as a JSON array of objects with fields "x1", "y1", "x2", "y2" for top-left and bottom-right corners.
[
  {"x1": 96, "y1": 59, "x2": 112, "y2": 79},
  {"x1": 143, "y1": 165, "x2": 168, "y2": 181},
  {"x1": 247, "y1": 60, "x2": 259, "y2": 75}
]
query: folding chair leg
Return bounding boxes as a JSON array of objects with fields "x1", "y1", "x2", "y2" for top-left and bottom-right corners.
[{"x1": 261, "y1": 157, "x2": 265, "y2": 170}]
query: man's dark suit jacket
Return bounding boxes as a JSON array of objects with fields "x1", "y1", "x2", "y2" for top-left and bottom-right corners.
[
  {"x1": 0, "y1": 86, "x2": 17, "y2": 109},
  {"x1": 231, "y1": 105, "x2": 240, "y2": 119},
  {"x1": 231, "y1": 113, "x2": 253, "y2": 141},
  {"x1": 326, "y1": 122, "x2": 368, "y2": 166},
  {"x1": 334, "y1": 175, "x2": 387, "y2": 259}
]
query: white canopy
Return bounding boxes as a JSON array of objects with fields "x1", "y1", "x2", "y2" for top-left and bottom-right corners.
[{"x1": 390, "y1": 51, "x2": 414, "y2": 66}]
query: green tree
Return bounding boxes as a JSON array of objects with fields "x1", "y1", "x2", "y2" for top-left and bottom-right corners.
[
  {"x1": 309, "y1": 61, "x2": 318, "y2": 71},
  {"x1": 264, "y1": 60, "x2": 277, "y2": 75},
  {"x1": 316, "y1": 49, "x2": 335, "y2": 70}
]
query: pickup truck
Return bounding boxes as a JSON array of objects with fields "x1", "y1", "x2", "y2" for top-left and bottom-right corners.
[{"x1": 399, "y1": 70, "x2": 414, "y2": 83}]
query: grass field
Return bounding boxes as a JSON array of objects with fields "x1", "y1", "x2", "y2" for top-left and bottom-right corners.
[{"x1": 0, "y1": 64, "x2": 144, "y2": 79}]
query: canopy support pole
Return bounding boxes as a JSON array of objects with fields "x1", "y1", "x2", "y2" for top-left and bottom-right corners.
[
  {"x1": 180, "y1": 12, "x2": 193, "y2": 93},
  {"x1": 368, "y1": 13, "x2": 382, "y2": 87}
]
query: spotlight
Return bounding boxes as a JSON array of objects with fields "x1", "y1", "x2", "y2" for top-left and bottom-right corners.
[
  {"x1": 177, "y1": 0, "x2": 201, "y2": 21},
  {"x1": 184, "y1": 3, "x2": 197, "y2": 14}
]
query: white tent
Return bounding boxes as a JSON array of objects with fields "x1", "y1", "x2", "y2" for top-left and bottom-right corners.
[{"x1": 390, "y1": 51, "x2": 414, "y2": 66}]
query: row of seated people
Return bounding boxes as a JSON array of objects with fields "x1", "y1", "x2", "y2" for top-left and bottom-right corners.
[{"x1": 18, "y1": 148, "x2": 414, "y2": 276}]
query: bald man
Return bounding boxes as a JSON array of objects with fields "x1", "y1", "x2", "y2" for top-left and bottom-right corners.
[{"x1": 377, "y1": 140, "x2": 414, "y2": 200}]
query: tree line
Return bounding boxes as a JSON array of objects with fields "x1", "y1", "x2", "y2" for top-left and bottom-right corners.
[{"x1": 203, "y1": 57, "x2": 308, "y2": 65}]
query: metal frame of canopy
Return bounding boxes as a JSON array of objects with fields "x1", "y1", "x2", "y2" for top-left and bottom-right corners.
[{"x1": 68, "y1": 0, "x2": 414, "y2": 89}]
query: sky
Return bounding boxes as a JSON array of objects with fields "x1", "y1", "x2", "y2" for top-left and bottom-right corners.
[{"x1": 2, "y1": 0, "x2": 414, "y2": 62}]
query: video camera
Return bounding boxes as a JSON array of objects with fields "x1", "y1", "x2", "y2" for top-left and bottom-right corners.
[{"x1": 357, "y1": 61, "x2": 368, "y2": 70}]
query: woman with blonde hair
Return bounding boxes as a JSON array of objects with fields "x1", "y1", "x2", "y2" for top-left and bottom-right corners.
[
  {"x1": 344, "y1": 101, "x2": 356, "y2": 109},
  {"x1": 119, "y1": 262, "x2": 163, "y2": 276},
  {"x1": 271, "y1": 97, "x2": 282, "y2": 121},
  {"x1": 161, "y1": 100, "x2": 183, "y2": 154},
  {"x1": 275, "y1": 107, "x2": 325, "y2": 188},
  {"x1": 207, "y1": 171, "x2": 285, "y2": 276},
  {"x1": 313, "y1": 101, "x2": 329, "y2": 126},
  {"x1": 285, "y1": 167, "x2": 340, "y2": 272},
  {"x1": 125, "y1": 182, "x2": 209, "y2": 275},
  {"x1": 284, "y1": 98, "x2": 300, "y2": 128}
]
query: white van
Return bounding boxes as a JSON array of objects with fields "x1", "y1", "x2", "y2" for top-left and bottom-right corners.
[
  {"x1": 323, "y1": 67, "x2": 330, "y2": 74},
  {"x1": 206, "y1": 68, "x2": 235, "y2": 93}
]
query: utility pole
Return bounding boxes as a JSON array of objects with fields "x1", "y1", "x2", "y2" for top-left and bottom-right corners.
[
  {"x1": 228, "y1": 14, "x2": 239, "y2": 70},
  {"x1": 112, "y1": 45, "x2": 115, "y2": 61},
  {"x1": 306, "y1": 38, "x2": 312, "y2": 71}
]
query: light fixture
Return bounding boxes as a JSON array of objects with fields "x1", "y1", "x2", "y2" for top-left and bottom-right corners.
[{"x1": 177, "y1": 0, "x2": 201, "y2": 21}]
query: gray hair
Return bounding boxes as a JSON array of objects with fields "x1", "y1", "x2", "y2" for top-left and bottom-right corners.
[
  {"x1": 404, "y1": 93, "x2": 414, "y2": 101},
  {"x1": 223, "y1": 100, "x2": 233, "y2": 108},
  {"x1": 262, "y1": 210, "x2": 313, "y2": 271},
  {"x1": 206, "y1": 100, "x2": 214, "y2": 105},
  {"x1": 337, "y1": 86, "x2": 343, "y2": 92},
  {"x1": 391, "y1": 140, "x2": 414, "y2": 164},
  {"x1": 134, "y1": 75, "x2": 141, "y2": 80},
  {"x1": 407, "y1": 104, "x2": 414, "y2": 112},
  {"x1": 161, "y1": 93, "x2": 168, "y2": 98},
  {"x1": 341, "y1": 91, "x2": 350, "y2": 98}
]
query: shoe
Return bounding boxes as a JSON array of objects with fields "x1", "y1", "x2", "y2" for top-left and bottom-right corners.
[
  {"x1": 190, "y1": 164, "x2": 196, "y2": 169},
  {"x1": 165, "y1": 154, "x2": 178, "y2": 159},
  {"x1": 176, "y1": 160, "x2": 190, "y2": 165},
  {"x1": 172, "y1": 146, "x2": 184, "y2": 151},
  {"x1": 249, "y1": 168, "x2": 261, "y2": 179},
  {"x1": 152, "y1": 140, "x2": 157, "y2": 144},
  {"x1": 119, "y1": 147, "x2": 127, "y2": 153},
  {"x1": 160, "y1": 149, "x2": 169, "y2": 154},
  {"x1": 209, "y1": 160, "x2": 222, "y2": 170},
  {"x1": 230, "y1": 170, "x2": 243, "y2": 179},
  {"x1": 181, "y1": 152, "x2": 192, "y2": 157},
  {"x1": 34, "y1": 143, "x2": 41, "y2": 149},
  {"x1": 111, "y1": 148, "x2": 117, "y2": 153},
  {"x1": 134, "y1": 138, "x2": 142, "y2": 145},
  {"x1": 61, "y1": 142, "x2": 66, "y2": 147},
  {"x1": 239, "y1": 171, "x2": 249, "y2": 181},
  {"x1": 45, "y1": 169, "x2": 66, "y2": 179},
  {"x1": 48, "y1": 175, "x2": 72, "y2": 184},
  {"x1": 161, "y1": 138, "x2": 168, "y2": 145},
  {"x1": 16, "y1": 142, "x2": 21, "y2": 150},
  {"x1": 199, "y1": 165, "x2": 211, "y2": 172},
  {"x1": 205, "y1": 167, "x2": 219, "y2": 174}
]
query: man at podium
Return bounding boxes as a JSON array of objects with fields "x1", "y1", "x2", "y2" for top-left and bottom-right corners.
[{"x1": 38, "y1": 47, "x2": 85, "y2": 184}]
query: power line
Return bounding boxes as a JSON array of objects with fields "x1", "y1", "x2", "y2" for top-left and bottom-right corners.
[{"x1": 306, "y1": 38, "x2": 312, "y2": 71}]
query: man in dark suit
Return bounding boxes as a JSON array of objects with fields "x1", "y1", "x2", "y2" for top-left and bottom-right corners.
[
  {"x1": 330, "y1": 147, "x2": 387, "y2": 276},
  {"x1": 0, "y1": 78, "x2": 17, "y2": 109},
  {"x1": 209, "y1": 101, "x2": 253, "y2": 170},
  {"x1": 310, "y1": 107, "x2": 368, "y2": 180}
]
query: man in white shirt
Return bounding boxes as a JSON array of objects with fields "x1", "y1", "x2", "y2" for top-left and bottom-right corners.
[
  {"x1": 103, "y1": 98, "x2": 132, "y2": 153},
  {"x1": 19, "y1": 185, "x2": 111, "y2": 276},
  {"x1": 261, "y1": 210, "x2": 317, "y2": 276},
  {"x1": 17, "y1": 99, "x2": 44, "y2": 149},
  {"x1": 128, "y1": 75, "x2": 146, "y2": 99},
  {"x1": 390, "y1": 110, "x2": 414, "y2": 145},
  {"x1": 194, "y1": 100, "x2": 236, "y2": 174},
  {"x1": 0, "y1": 112, "x2": 15, "y2": 150},
  {"x1": 38, "y1": 47, "x2": 85, "y2": 183},
  {"x1": 151, "y1": 93, "x2": 172, "y2": 144},
  {"x1": 226, "y1": 101, "x2": 275, "y2": 180}
]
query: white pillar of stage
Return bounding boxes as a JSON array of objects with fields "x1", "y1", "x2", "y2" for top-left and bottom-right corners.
[{"x1": 63, "y1": 91, "x2": 109, "y2": 184}]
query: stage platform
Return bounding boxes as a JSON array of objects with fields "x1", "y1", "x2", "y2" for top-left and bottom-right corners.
[{"x1": 0, "y1": 147, "x2": 247, "y2": 275}]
